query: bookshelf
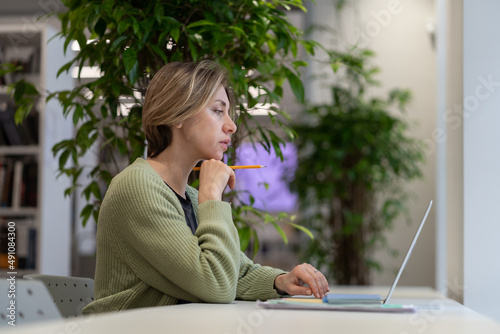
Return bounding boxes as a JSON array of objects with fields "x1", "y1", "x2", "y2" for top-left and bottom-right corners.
[{"x1": 0, "y1": 19, "x2": 73, "y2": 277}]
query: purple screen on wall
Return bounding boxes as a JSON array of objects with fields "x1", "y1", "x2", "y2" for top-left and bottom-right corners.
[{"x1": 233, "y1": 142, "x2": 298, "y2": 213}]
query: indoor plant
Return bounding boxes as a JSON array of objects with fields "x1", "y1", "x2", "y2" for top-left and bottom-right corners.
[
  {"x1": 4, "y1": 0, "x2": 339, "y2": 256},
  {"x1": 289, "y1": 48, "x2": 425, "y2": 284}
]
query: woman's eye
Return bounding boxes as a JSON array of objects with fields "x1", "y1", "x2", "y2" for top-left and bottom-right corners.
[{"x1": 214, "y1": 109, "x2": 224, "y2": 115}]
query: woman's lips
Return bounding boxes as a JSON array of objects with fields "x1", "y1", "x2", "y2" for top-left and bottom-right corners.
[{"x1": 220, "y1": 139, "x2": 230, "y2": 150}]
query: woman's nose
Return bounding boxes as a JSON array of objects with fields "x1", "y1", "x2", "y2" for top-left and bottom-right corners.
[{"x1": 224, "y1": 114, "x2": 237, "y2": 134}]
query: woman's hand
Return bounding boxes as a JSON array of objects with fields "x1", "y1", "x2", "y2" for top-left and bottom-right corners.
[
  {"x1": 274, "y1": 263, "x2": 330, "y2": 299},
  {"x1": 198, "y1": 159, "x2": 236, "y2": 204}
]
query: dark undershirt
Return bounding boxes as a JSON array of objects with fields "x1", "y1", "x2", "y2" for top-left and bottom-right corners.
[
  {"x1": 165, "y1": 182, "x2": 198, "y2": 235},
  {"x1": 165, "y1": 182, "x2": 198, "y2": 305}
]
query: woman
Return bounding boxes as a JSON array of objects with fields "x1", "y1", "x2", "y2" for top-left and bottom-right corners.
[{"x1": 83, "y1": 60, "x2": 329, "y2": 314}]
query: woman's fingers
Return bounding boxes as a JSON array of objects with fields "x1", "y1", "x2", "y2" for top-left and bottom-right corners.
[
  {"x1": 289, "y1": 264, "x2": 329, "y2": 298},
  {"x1": 304, "y1": 264, "x2": 329, "y2": 297},
  {"x1": 302, "y1": 263, "x2": 329, "y2": 298},
  {"x1": 198, "y1": 160, "x2": 235, "y2": 203}
]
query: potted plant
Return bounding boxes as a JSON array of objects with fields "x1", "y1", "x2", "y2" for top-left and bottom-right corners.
[
  {"x1": 4, "y1": 0, "x2": 345, "y2": 255},
  {"x1": 289, "y1": 48, "x2": 425, "y2": 284}
]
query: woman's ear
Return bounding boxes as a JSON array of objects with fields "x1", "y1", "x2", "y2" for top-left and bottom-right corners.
[{"x1": 175, "y1": 122, "x2": 182, "y2": 129}]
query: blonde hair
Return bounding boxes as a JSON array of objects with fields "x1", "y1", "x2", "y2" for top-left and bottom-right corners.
[{"x1": 142, "y1": 60, "x2": 235, "y2": 158}]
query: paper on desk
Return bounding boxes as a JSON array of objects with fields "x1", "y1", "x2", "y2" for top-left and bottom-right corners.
[{"x1": 257, "y1": 299, "x2": 416, "y2": 313}]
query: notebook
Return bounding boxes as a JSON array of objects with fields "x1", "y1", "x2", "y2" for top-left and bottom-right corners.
[{"x1": 324, "y1": 200, "x2": 433, "y2": 305}]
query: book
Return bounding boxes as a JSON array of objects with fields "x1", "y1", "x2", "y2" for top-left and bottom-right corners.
[
  {"x1": 26, "y1": 226, "x2": 37, "y2": 269},
  {"x1": 0, "y1": 162, "x2": 6, "y2": 203},
  {"x1": 21, "y1": 160, "x2": 37, "y2": 207},
  {"x1": 16, "y1": 222, "x2": 29, "y2": 269},
  {"x1": 11, "y1": 159, "x2": 24, "y2": 209},
  {"x1": 0, "y1": 102, "x2": 38, "y2": 146},
  {"x1": 0, "y1": 102, "x2": 23, "y2": 145},
  {"x1": 0, "y1": 222, "x2": 8, "y2": 269},
  {"x1": 1, "y1": 160, "x2": 13, "y2": 207}
]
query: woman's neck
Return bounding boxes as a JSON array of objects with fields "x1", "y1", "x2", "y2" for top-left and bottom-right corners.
[{"x1": 146, "y1": 146, "x2": 198, "y2": 198}]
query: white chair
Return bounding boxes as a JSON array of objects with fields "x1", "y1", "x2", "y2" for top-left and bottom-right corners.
[
  {"x1": 23, "y1": 274, "x2": 94, "y2": 318},
  {"x1": 0, "y1": 279, "x2": 62, "y2": 326}
]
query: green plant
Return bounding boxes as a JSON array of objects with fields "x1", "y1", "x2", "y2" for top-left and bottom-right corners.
[
  {"x1": 289, "y1": 48, "x2": 425, "y2": 284},
  {"x1": 4, "y1": 0, "x2": 348, "y2": 257}
]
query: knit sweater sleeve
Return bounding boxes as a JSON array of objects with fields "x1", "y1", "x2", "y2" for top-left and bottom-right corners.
[
  {"x1": 104, "y1": 159, "x2": 240, "y2": 303},
  {"x1": 187, "y1": 186, "x2": 287, "y2": 301},
  {"x1": 236, "y1": 252, "x2": 287, "y2": 300}
]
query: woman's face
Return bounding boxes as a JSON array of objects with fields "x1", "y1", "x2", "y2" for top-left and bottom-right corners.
[{"x1": 179, "y1": 85, "x2": 237, "y2": 161}]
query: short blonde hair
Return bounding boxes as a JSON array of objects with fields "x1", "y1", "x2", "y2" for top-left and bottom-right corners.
[{"x1": 142, "y1": 60, "x2": 235, "y2": 158}]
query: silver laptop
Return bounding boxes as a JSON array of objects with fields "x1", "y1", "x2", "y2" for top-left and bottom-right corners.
[
  {"x1": 324, "y1": 200, "x2": 433, "y2": 305},
  {"x1": 383, "y1": 200, "x2": 433, "y2": 304}
]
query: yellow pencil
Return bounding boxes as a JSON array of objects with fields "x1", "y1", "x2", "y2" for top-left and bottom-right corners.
[{"x1": 193, "y1": 165, "x2": 266, "y2": 171}]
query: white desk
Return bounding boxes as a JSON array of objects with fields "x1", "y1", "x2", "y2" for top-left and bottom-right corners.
[{"x1": 4, "y1": 287, "x2": 500, "y2": 334}]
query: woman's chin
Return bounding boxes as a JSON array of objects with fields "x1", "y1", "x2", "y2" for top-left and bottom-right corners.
[{"x1": 202, "y1": 153, "x2": 224, "y2": 161}]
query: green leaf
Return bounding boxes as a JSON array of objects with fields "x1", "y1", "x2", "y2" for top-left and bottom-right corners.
[
  {"x1": 58, "y1": 150, "x2": 71, "y2": 170},
  {"x1": 80, "y1": 204, "x2": 94, "y2": 227},
  {"x1": 270, "y1": 221, "x2": 288, "y2": 244},
  {"x1": 90, "y1": 181, "x2": 102, "y2": 201},
  {"x1": 0, "y1": 63, "x2": 22, "y2": 76},
  {"x1": 94, "y1": 18, "x2": 107, "y2": 37},
  {"x1": 331, "y1": 61, "x2": 341, "y2": 72},
  {"x1": 238, "y1": 226, "x2": 251, "y2": 251},
  {"x1": 284, "y1": 68, "x2": 304, "y2": 103},
  {"x1": 57, "y1": 61, "x2": 74, "y2": 77},
  {"x1": 187, "y1": 38, "x2": 198, "y2": 61},
  {"x1": 13, "y1": 80, "x2": 25, "y2": 102},
  {"x1": 171, "y1": 28, "x2": 180, "y2": 43},
  {"x1": 122, "y1": 48, "x2": 138, "y2": 83},
  {"x1": 289, "y1": 222, "x2": 314, "y2": 240},
  {"x1": 110, "y1": 35, "x2": 128, "y2": 51},
  {"x1": 292, "y1": 60, "x2": 308, "y2": 68},
  {"x1": 13, "y1": 101, "x2": 33, "y2": 124},
  {"x1": 128, "y1": 61, "x2": 139, "y2": 84},
  {"x1": 117, "y1": 20, "x2": 130, "y2": 35},
  {"x1": 150, "y1": 44, "x2": 168, "y2": 63},
  {"x1": 186, "y1": 20, "x2": 216, "y2": 29},
  {"x1": 122, "y1": 48, "x2": 137, "y2": 73}
]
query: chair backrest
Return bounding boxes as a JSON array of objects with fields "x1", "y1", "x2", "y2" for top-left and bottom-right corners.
[
  {"x1": 23, "y1": 274, "x2": 94, "y2": 318},
  {"x1": 0, "y1": 279, "x2": 62, "y2": 326}
]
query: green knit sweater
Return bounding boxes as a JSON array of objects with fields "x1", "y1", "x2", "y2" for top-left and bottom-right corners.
[{"x1": 82, "y1": 158, "x2": 286, "y2": 314}]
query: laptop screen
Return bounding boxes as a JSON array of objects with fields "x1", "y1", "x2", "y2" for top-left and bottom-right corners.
[{"x1": 384, "y1": 200, "x2": 433, "y2": 304}]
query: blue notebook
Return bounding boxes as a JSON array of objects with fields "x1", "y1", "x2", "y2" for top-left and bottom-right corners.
[{"x1": 323, "y1": 293, "x2": 382, "y2": 305}]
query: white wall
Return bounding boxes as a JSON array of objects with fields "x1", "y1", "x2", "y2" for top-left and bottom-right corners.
[
  {"x1": 305, "y1": 0, "x2": 437, "y2": 288},
  {"x1": 435, "y1": 0, "x2": 464, "y2": 302},
  {"x1": 39, "y1": 22, "x2": 74, "y2": 276},
  {"x1": 463, "y1": 0, "x2": 500, "y2": 323}
]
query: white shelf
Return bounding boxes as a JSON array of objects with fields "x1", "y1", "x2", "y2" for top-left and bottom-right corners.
[
  {"x1": 0, "y1": 208, "x2": 38, "y2": 216},
  {"x1": 0, "y1": 269, "x2": 37, "y2": 277},
  {"x1": 0, "y1": 20, "x2": 74, "y2": 276},
  {"x1": 0, "y1": 146, "x2": 39, "y2": 155}
]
